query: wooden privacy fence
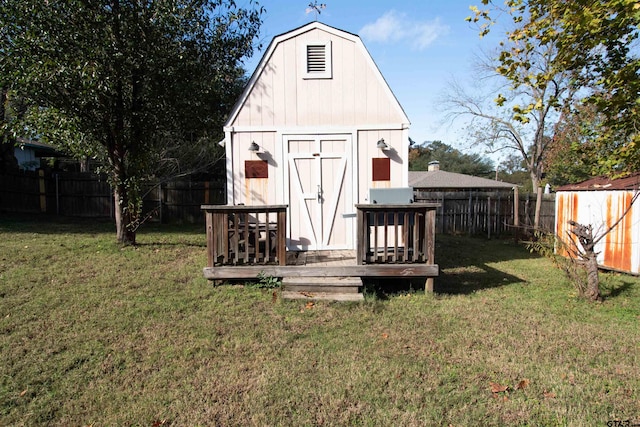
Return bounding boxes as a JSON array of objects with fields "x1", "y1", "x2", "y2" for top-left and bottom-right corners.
[
  {"x1": 2, "y1": 171, "x2": 556, "y2": 233},
  {"x1": 414, "y1": 190, "x2": 556, "y2": 236},
  {"x1": 0, "y1": 170, "x2": 225, "y2": 222}
]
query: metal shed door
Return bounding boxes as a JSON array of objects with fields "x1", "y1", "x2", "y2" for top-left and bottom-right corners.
[{"x1": 286, "y1": 135, "x2": 353, "y2": 250}]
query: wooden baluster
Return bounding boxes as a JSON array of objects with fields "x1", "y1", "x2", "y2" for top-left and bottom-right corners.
[
  {"x1": 231, "y1": 213, "x2": 239, "y2": 265},
  {"x1": 403, "y1": 211, "x2": 410, "y2": 262},
  {"x1": 243, "y1": 213, "x2": 250, "y2": 264},
  {"x1": 383, "y1": 211, "x2": 389, "y2": 262},
  {"x1": 251, "y1": 212, "x2": 257, "y2": 263},
  {"x1": 220, "y1": 212, "x2": 229, "y2": 264},
  {"x1": 393, "y1": 210, "x2": 399, "y2": 262},
  {"x1": 412, "y1": 210, "x2": 422, "y2": 262},
  {"x1": 264, "y1": 211, "x2": 271, "y2": 264},
  {"x1": 372, "y1": 209, "x2": 379, "y2": 263}
]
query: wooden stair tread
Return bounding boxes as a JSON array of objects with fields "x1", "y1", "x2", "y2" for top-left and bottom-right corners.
[
  {"x1": 281, "y1": 291, "x2": 364, "y2": 301},
  {"x1": 282, "y1": 276, "x2": 361, "y2": 286},
  {"x1": 281, "y1": 276, "x2": 363, "y2": 300}
]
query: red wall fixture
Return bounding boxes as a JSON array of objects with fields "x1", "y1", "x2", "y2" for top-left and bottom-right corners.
[
  {"x1": 245, "y1": 160, "x2": 268, "y2": 179},
  {"x1": 372, "y1": 158, "x2": 390, "y2": 181}
]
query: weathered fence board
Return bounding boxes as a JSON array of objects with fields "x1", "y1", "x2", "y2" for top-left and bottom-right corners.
[
  {"x1": 415, "y1": 190, "x2": 555, "y2": 236},
  {"x1": 2, "y1": 171, "x2": 555, "y2": 232},
  {"x1": 0, "y1": 171, "x2": 225, "y2": 223}
]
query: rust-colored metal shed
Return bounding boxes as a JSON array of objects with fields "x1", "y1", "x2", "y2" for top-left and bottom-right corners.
[{"x1": 555, "y1": 173, "x2": 640, "y2": 274}]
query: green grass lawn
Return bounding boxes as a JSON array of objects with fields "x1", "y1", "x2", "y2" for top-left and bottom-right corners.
[{"x1": 1, "y1": 215, "x2": 638, "y2": 426}]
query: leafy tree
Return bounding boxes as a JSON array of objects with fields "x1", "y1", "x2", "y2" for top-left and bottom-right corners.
[
  {"x1": 446, "y1": 21, "x2": 572, "y2": 192},
  {"x1": 0, "y1": 88, "x2": 20, "y2": 172},
  {"x1": 496, "y1": 153, "x2": 530, "y2": 189},
  {"x1": 0, "y1": 0, "x2": 263, "y2": 244},
  {"x1": 543, "y1": 103, "x2": 600, "y2": 187},
  {"x1": 469, "y1": 0, "x2": 639, "y2": 177},
  {"x1": 409, "y1": 140, "x2": 495, "y2": 177},
  {"x1": 474, "y1": 0, "x2": 640, "y2": 301}
]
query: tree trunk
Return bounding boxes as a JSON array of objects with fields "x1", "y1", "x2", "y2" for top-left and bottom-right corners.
[
  {"x1": 113, "y1": 183, "x2": 136, "y2": 245},
  {"x1": 534, "y1": 185, "x2": 543, "y2": 230},
  {"x1": 110, "y1": 134, "x2": 136, "y2": 245},
  {"x1": 0, "y1": 86, "x2": 19, "y2": 173},
  {"x1": 584, "y1": 252, "x2": 601, "y2": 301},
  {"x1": 568, "y1": 220, "x2": 601, "y2": 301}
]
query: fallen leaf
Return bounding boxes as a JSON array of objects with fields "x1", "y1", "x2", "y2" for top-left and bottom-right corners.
[
  {"x1": 381, "y1": 333, "x2": 389, "y2": 339},
  {"x1": 19, "y1": 388, "x2": 27, "y2": 397},
  {"x1": 543, "y1": 390, "x2": 556, "y2": 399},
  {"x1": 490, "y1": 382, "x2": 509, "y2": 393},
  {"x1": 515, "y1": 379, "x2": 530, "y2": 390},
  {"x1": 271, "y1": 291, "x2": 277, "y2": 303},
  {"x1": 305, "y1": 301, "x2": 314, "y2": 310}
]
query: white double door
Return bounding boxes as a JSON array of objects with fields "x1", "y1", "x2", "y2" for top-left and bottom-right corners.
[{"x1": 286, "y1": 134, "x2": 354, "y2": 250}]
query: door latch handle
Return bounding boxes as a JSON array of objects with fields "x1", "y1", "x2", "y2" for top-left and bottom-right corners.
[{"x1": 317, "y1": 185, "x2": 322, "y2": 203}]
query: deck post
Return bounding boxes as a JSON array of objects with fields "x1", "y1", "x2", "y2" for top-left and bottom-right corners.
[
  {"x1": 356, "y1": 208, "x2": 365, "y2": 264},
  {"x1": 426, "y1": 207, "x2": 436, "y2": 292},
  {"x1": 277, "y1": 209, "x2": 287, "y2": 265},
  {"x1": 205, "y1": 210, "x2": 214, "y2": 268}
]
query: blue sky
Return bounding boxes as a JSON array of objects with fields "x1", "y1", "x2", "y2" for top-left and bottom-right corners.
[{"x1": 243, "y1": 0, "x2": 499, "y2": 152}]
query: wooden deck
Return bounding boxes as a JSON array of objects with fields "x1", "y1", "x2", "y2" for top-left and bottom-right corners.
[
  {"x1": 201, "y1": 204, "x2": 440, "y2": 298},
  {"x1": 202, "y1": 249, "x2": 438, "y2": 280}
]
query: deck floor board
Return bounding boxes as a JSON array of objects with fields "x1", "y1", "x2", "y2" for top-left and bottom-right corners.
[{"x1": 287, "y1": 250, "x2": 357, "y2": 267}]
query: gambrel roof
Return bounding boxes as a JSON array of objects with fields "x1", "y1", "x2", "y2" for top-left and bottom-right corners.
[{"x1": 224, "y1": 21, "x2": 409, "y2": 130}]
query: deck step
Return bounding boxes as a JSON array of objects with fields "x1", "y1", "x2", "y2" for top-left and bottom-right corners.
[
  {"x1": 281, "y1": 276, "x2": 363, "y2": 300},
  {"x1": 281, "y1": 291, "x2": 364, "y2": 301}
]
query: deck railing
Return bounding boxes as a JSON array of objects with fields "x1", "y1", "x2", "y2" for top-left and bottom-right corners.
[
  {"x1": 356, "y1": 203, "x2": 439, "y2": 266},
  {"x1": 201, "y1": 205, "x2": 287, "y2": 267}
]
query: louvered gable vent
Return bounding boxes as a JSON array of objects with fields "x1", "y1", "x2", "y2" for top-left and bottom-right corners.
[
  {"x1": 302, "y1": 40, "x2": 332, "y2": 79},
  {"x1": 307, "y1": 44, "x2": 326, "y2": 73}
]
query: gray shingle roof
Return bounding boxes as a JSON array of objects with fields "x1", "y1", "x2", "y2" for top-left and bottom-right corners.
[{"x1": 408, "y1": 170, "x2": 517, "y2": 190}]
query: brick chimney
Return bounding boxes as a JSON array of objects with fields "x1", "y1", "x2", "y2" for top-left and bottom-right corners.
[{"x1": 428, "y1": 160, "x2": 440, "y2": 171}]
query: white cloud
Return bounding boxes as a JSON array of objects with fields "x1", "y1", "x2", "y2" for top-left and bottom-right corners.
[{"x1": 359, "y1": 10, "x2": 449, "y2": 50}]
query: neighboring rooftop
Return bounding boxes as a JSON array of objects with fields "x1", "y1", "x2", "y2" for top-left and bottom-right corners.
[
  {"x1": 556, "y1": 172, "x2": 640, "y2": 191},
  {"x1": 409, "y1": 161, "x2": 517, "y2": 190}
]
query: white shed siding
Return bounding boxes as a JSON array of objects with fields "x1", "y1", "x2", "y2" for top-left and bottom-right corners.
[
  {"x1": 229, "y1": 26, "x2": 406, "y2": 129},
  {"x1": 357, "y1": 129, "x2": 407, "y2": 202},
  {"x1": 230, "y1": 132, "x2": 278, "y2": 206},
  {"x1": 223, "y1": 22, "x2": 411, "y2": 251}
]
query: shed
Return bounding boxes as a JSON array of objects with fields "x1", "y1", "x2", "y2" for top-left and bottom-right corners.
[
  {"x1": 556, "y1": 173, "x2": 640, "y2": 275},
  {"x1": 14, "y1": 138, "x2": 64, "y2": 171},
  {"x1": 223, "y1": 22, "x2": 410, "y2": 251}
]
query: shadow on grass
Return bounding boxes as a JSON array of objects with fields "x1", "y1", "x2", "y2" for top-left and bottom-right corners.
[
  {"x1": 363, "y1": 235, "x2": 537, "y2": 298},
  {"x1": 601, "y1": 280, "x2": 635, "y2": 299},
  {"x1": 0, "y1": 212, "x2": 204, "y2": 238},
  {"x1": 363, "y1": 277, "x2": 431, "y2": 300},
  {"x1": 0, "y1": 212, "x2": 114, "y2": 234},
  {"x1": 434, "y1": 234, "x2": 538, "y2": 295}
]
